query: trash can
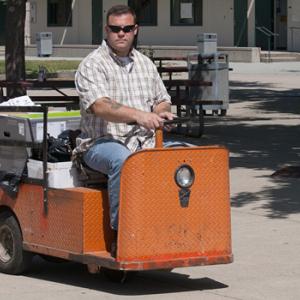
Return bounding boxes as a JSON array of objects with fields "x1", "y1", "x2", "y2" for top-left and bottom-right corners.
[
  {"x1": 188, "y1": 52, "x2": 229, "y2": 115},
  {"x1": 36, "y1": 32, "x2": 53, "y2": 57},
  {"x1": 197, "y1": 33, "x2": 217, "y2": 54}
]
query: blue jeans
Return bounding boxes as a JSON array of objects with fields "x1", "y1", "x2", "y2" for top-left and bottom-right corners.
[{"x1": 83, "y1": 138, "x2": 190, "y2": 230}]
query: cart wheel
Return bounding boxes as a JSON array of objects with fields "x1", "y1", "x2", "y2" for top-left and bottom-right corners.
[
  {"x1": 0, "y1": 212, "x2": 33, "y2": 274},
  {"x1": 100, "y1": 267, "x2": 136, "y2": 283}
]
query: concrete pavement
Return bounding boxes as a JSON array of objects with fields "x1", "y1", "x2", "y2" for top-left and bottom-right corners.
[
  {"x1": 185, "y1": 62, "x2": 300, "y2": 299},
  {"x1": 0, "y1": 62, "x2": 300, "y2": 299}
]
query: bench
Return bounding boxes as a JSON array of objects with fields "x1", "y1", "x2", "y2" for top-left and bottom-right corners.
[
  {"x1": 152, "y1": 56, "x2": 187, "y2": 68},
  {"x1": 157, "y1": 66, "x2": 188, "y2": 80},
  {"x1": 164, "y1": 79, "x2": 222, "y2": 137}
]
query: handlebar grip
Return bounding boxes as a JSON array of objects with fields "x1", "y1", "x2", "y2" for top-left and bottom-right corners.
[
  {"x1": 127, "y1": 117, "x2": 191, "y2": 126},
  {"x1": 163, "y1": 117, "x2": 191, "y2": 125},
  {"x1": 155, "y1": 128, "x2": 163, "y2": 148},
  {"x1": 127, "y1": 117, "x2": 192, "y2": 148}
]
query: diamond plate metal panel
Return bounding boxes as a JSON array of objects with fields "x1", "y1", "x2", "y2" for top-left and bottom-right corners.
[
  {"x1": 83, "y1": 189, "x2": 113, "y2": 252},
  {"x1": 118, "y1": 146, "x2": 231, "y2": 261},
  {"x1": 0, "y1": 185, "x2": 108, "y2": 254}
]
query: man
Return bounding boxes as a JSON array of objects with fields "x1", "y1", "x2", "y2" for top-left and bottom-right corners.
[{"x1": 74, "y1": 5, "x2": 173, "y2": 245}]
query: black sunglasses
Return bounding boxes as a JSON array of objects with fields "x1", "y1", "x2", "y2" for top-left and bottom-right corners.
[{"x1": 108, "y1": 25, "x2": 136, "y2": 33}]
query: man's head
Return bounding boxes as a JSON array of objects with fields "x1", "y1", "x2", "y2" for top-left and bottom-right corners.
[{"x1": 105, "y1": 5, "x2": 138, "y2": 57}]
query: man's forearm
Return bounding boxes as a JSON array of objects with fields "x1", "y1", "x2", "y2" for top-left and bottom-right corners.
[
  {"x1": 153, "y1": 101, "x2": 171, "y2": 114},
  {"x1": 90, "y1": 97, "x2": 167, "y2": 129},
  {"x1": 90, "y1": 97, "x2": 140, "y2": 123}
]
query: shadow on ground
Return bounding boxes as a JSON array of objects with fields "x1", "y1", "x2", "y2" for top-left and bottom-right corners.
[
  {"x1": 230, "y1": 81, "x2": 300, "y2": 115},
  {"x1": 24, "y1": 257, "x2": 228, "y2": 295},
  {"x1": 168, "y1": 80, "x2": 300, "y2": 219}
]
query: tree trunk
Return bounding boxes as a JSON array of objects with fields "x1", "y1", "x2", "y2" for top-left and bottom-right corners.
[{"x1": 5, "y1": 0, "x2": 26, "y2": 98}]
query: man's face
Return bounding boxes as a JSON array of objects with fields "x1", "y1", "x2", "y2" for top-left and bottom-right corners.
[{"x1": 105, "y1": 13, "x2": 138, "y2": 57}]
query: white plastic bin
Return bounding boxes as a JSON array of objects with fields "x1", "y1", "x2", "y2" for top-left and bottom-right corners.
[
  {"x1": 197, "y1": 33, "x2": 217, "y2": 54},
  {"x1": 36, "y1": 32, "x2": 53, "y2": 57},
  {"x1": 27, "y1": 159, "x2": 80, "y2": 188}
]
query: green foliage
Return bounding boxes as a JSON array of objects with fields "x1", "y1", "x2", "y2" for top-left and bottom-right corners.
[
  {"x1": 0, "y1": 61, "x2": 4, "y2": 74},
  {"x1": 138, "y1": 47, "x2": 155, "y2": 59},
  {"x1": 0, "y1": 60, "x2": 80, "y2": 77}
]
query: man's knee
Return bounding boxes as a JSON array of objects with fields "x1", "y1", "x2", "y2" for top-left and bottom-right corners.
[
  {"x1": 83, "y1": 141, "x2": 131, "y2": 174},
  {"x1": 110, "y1": 147, "x2": 131, "y2": 173}
]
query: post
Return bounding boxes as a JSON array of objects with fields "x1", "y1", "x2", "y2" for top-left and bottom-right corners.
[
  {"x1": 43, "y1": 106, "x2": 48, "y2": 215},
  {"x1": 155, "y1": 128, "x2": 163, "y2": 148}
]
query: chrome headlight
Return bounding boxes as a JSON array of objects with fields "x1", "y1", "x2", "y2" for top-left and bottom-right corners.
[{"x1": 175, "y1": 165, "x2": 195, "y2": 188}]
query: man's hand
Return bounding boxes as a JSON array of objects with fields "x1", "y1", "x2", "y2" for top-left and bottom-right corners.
[
  {"x1": 134, "y1": 111, "x2": 176, "y2": 131},
  {"x1": 152, "y1": 102, "x2": 175, "y2": 131},
  {"x1": 158, "y1": 111, "x2": 174, "y2": 121},
  {"x1": 134, "y1": 111, "x2": 165, "y2": 130},
  {"x1": 158, "y1": 111, "x2": 176, "y2": 132}
]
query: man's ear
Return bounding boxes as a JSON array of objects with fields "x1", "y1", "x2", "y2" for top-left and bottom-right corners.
[
  {"x1": 104, "y1": 25, "x2": 109, "y2": 35},
  {"x1": 134, "y1": 25, "x2": 139, "y2": 36}
]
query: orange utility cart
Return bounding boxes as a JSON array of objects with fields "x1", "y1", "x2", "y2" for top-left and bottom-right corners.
[{"x1": 0, "y1": 106, "x2": 232, "y2": 280}]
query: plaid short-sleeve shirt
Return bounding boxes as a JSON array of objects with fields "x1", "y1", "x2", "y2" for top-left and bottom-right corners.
[{"x1": 74, "y1": 40, "x2": 171, "y2": 154}]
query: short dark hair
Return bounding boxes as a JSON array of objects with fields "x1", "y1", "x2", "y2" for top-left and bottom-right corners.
[{"x1": 106, "y1": 5, "x2": 136, "y2": 24}]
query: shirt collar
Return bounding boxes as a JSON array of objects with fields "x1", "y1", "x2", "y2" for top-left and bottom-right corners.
[{"x1": 102, "y1": 39, "x2": 135, "y2": 66}]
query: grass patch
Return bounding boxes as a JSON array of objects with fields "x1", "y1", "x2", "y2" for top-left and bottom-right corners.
[{"x1": 0, "y1": 60, "x2": 80, "y2": 77}]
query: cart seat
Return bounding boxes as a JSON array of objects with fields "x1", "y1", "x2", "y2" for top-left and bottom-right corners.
[{"x1": 75, "y1": 157, "x2": 108, "y2": 188}]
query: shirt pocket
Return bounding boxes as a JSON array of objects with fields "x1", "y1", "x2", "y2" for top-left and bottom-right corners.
[{"x1": 132, "y1": 77, "x2": 156, "y2": 111}]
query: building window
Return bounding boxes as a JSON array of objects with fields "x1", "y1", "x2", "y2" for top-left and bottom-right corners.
[
  {"x1": 47, "y1": 0, "x2": 72, "y2": 27},
  {"x1": 171, "y1": 0, "x2": 202, "y2": 26},
  {"x1": 128, "y1": 0, "x2": 157, "y2": 26}
]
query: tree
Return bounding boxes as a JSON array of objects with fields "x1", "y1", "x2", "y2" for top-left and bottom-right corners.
[{"x1": 5, "y1": 0, "x2": 26, "y2": 97}]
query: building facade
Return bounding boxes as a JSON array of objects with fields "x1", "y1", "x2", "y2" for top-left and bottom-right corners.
[{"x1": 0, "y1": 0, "x2": 299, "y2": 51}]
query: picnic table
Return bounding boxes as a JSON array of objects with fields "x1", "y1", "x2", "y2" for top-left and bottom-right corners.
[
  {"x1": 0, "y1": 80, "x2": 79, "y2": 110},
  {"x1": 0, "y1": 77, "x2": 220, "y2": 137},
  {"x1": 152, "y1": 56, "x2": 187, "y2": 68},
  {"x1": 157, "y1": 66, "x2": 188, "y2": 80}
]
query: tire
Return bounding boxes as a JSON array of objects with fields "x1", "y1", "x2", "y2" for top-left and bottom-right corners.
[{"x1": 0, "y1": 212, "x2": 33, "y2": 274}]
